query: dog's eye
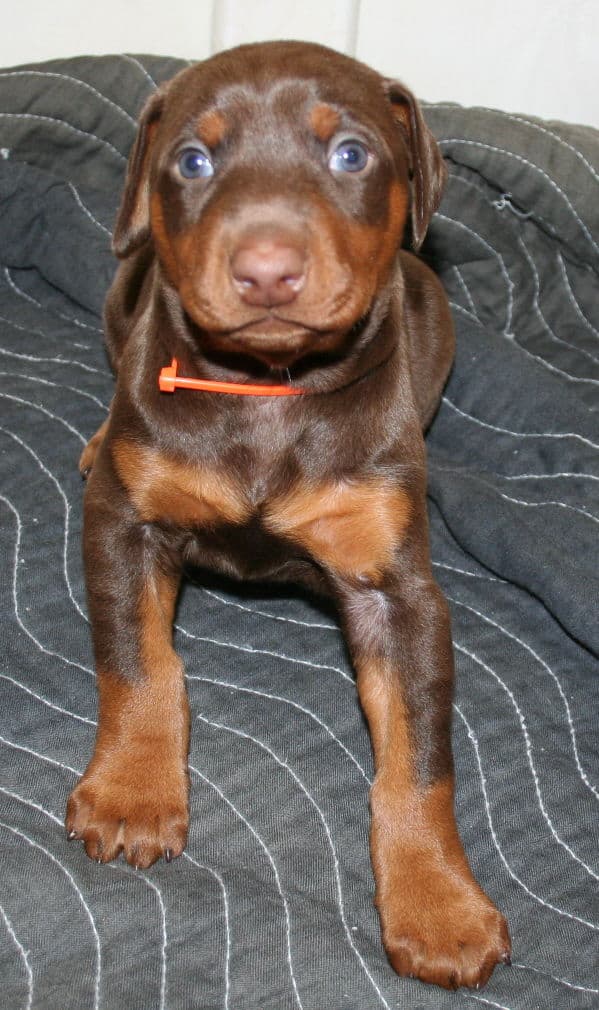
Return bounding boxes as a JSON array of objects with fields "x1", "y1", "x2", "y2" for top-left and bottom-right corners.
[
  {"x1": 177, "y1": 146, "x2": 214, "y2": 179},
  {"x1": 328, "y1": 139, "x2": 370, "y2": 174}
]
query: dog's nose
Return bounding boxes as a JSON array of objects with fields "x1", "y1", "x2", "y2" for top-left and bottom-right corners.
[{"x1": 231, "y1": 238, "x2": 306, "y2": 307}]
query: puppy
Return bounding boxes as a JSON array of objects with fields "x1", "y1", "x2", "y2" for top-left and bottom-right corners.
[{"x1": 67, "y1": 41, "x2": 511, "y2": 989}]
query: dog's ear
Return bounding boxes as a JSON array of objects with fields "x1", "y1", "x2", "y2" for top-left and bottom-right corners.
[
  {"x1": 385, "y1": 80, "x2": 447, "y2": 250},
  {"x1": 112, "y1": 87, "x2": 168, "y2": 258}
]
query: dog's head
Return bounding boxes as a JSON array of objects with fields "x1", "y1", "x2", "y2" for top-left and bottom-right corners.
[{"x1": 113, "y1": 41, "x2": 446, "y2": 368}]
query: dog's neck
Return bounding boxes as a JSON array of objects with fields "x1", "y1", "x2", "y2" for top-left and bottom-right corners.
[{"x1": 158, "y1": 357, "x2": 306, "y2": 396}]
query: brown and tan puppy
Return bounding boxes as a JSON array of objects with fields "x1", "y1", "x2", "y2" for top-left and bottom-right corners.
[{"x1": 66, "y1": 41, "x2": 511, "y2": 989}]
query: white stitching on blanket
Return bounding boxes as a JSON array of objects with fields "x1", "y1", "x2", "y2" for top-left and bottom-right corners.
[
  {"x1": 202, "y1": 587, "x2": 337, "y2": 630},
  {"x1": 428, "y1": 103, "x2": 599, "y2": 185},
  {"x1": 1, "y1": 787, "x2": 66, "y2": 826},
  {"x1": 3, "y1": 268, "x2": 104, "y2": 333},
  {"x1": 474, "y1": 679, "x2": 599, "y2": 882},
  {"x1": 199, "y1": 714, "x2": 391, "y2": 1009},
  {"x1": 0, "y1": 732, "x2": 81, "y2": 777},
  {"x1": 190, "y1": 762, "x2": 304, "y2": 1009},
  {"x1": 5, "y1": 779, "x2": 177, "y2": 1008},
  {"x1": 436, "y1": 211, "x2": 514, "y2": 334},
  {"x1": 438, "y1": 138, "x2": 599, "y2": 255},
  {"x1": 502, "y1": 113, "x2": 599, "y2": 183},
  {"x1": 0, "y1": 495, "x2": 93, "y2": 674},
  {"x1": 511, "y1": 961, "x2": 599, "y2": 995},
  {"x1": 0, "y1": 71, "x2": 136, "y2": 126},
  {"x1": 452, "y1": 266, "x2": 480, "y2": 319},
  {"x1": 67, "y1": 183, "x2": 113, "y2": 237},
  {"x1": 0, "y1": 673, "x2": 95, "y2": 726},
  {"x1": 0, "y1": 903, "x2": 33, "y2": 1010},
  {"x1": 427, "y1": 498, "x2": 509, "y2": 584},
  {"x1": 0, "y1": 815, "x2": 102, "y2": 1010},
  {"x1": 189, "y1": 674, "x2": 370, "y2": 783},
  {"x1": 0, "y1": 391, "x2": 87, "y2": 443},
  {"x1": 500, "y1": 471, "x2": 599, "y2": 483},
  {"x1": 433, "y1": 463, "x2": 599, "y2": 525},
  {"x1": 518, "y1": 237, "x2": 599, "y2": 375},
  {"x1": 176, "y1": 621, "x2": 353, "y2": 681},
  {"x1": 439, "y1": 182, "x2": 599, "y2": 380},
  {"x1": 0, "y1": 113, "x2": 127, "y2": 161},
  {"x1": 449, "y1": 300, "x2": 479, "y2": 323},
  {"x1": 183, "y1": 854, "x2": 231, "y2": 1010},
  {"x1": 557, "y1": 254, "x2": 599, "y2": 340},
  {"x1": 451, "y1": 594, "x2": 599, "y2": 809},
  {"x1": 0, "y1": 364, "x2": 108, "y2": 401},
  {"x1": 433, "y1": 560, "x2": 503, "y2": 583},
  {"x1": 0, "y1": 351, "x2": 105, "y2": 385},
  {"x1": 121, "y1": 55, "x2": 159, "y2": 90},
  {"x1": 1, "y1": 734, "x2": 217, "y2": 1010},
  {"x1": 439, "y1": 176, "x2": 599, "y2": 386},
  {"x1": 1, "y1": 427, "x2": 89, "y2": 621},
  {"x1": 494, "y1": 485, "x2": 599, "y2": 524},
  {"x1": 441, "y1": 395, "x2": 599, "y2": 451},
  {"x1": 454, "y1": 699, "x2": 599, "y2": 930},
  {"x1": 0, "y1": 783, "x2": 175, "y2": 1010},
  {"x1": 452, "y1": 296, "x2": 597, "y2": 387},
  {"x1": 0, "y1": 312, "x2": 107, "y2": 365},
  {"x1": 465, "y1": 994, "x2": 512, "y2": 1010},
  {"x1": 136, "y1": 874, "x2": 168, "y2": 1010}
]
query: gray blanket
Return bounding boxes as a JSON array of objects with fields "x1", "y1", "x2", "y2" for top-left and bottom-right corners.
[{"x1": 0, "y1": 54, "x2": 598, "y2": 1010}]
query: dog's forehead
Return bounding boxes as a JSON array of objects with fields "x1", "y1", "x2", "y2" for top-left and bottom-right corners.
[{"x1": 164, "y1": 42, "x2": 393, "y2": 138}]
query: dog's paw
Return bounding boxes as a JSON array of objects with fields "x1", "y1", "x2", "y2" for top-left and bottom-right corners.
[
  {"x1": 66, "y1": 758, "x2": 189, "y2": 868},
  {"x1": 376, "y1": 859, "x2": 511, "y2": 989}
]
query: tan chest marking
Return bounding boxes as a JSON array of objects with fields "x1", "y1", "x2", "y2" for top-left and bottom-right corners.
[
  {"x1": 112, "y1": 439, "x2": 250, "y2": 527},
  {"x1": 266, "y1": 478, "x2": 412, "y2": 583}
]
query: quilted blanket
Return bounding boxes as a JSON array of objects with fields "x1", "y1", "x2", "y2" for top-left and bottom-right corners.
[{"x1": 0, "y1": 54, "x2": 597, "y2": 1010}]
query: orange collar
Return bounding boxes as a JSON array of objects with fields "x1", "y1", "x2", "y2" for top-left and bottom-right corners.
[{"x1": 159, "y1": 358, "x2": 305, "y2": 396}]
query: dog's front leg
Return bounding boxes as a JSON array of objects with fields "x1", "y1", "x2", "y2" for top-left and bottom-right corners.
[
  {"x1": 337, "y1": 554, "x2": 511, "y2": 989},
  {"x1": 66, "y1": 478, "x2": 189, "y2": 868}
]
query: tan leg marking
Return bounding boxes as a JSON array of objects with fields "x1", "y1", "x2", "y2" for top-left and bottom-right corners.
[
  {"x1": 66, "y1": 571, "x2": 190, "y2": 867},
  {"x1": 358, "y1": 659, "x2": 511, "y2": 989}
]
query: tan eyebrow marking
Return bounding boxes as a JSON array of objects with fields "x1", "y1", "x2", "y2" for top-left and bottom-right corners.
[
  {"x1": 309, "y1": 103, "x2": 341, "y2": 142},
  {"x1": 196, "y1": 110, "x2": 227, "y2": 148}
]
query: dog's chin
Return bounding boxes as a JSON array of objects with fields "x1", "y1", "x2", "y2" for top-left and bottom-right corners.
[{"x1": 204, "y1": 319, "x2": 339, "y2": 369}]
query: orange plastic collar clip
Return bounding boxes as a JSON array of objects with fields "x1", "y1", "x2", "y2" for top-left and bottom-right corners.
[{"x1": 158, "y1": 358, "x2": 305, "y2": 396}]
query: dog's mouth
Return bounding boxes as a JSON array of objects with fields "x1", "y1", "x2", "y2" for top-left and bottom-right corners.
[{"x1": 205, "y1": 313, "x2": 334, "y2": 368}]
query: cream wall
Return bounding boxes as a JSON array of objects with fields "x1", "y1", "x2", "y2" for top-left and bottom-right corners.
[{"x1": 3, "y1": 0, "x2": 598, "y2": 127}]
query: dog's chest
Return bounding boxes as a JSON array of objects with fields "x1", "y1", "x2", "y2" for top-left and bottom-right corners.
[{"x1": 112, "y1": 437, "x2": 412, "y2": 584}]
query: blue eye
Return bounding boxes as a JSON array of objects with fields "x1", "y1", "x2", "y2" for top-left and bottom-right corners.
[
  {"x1": 328, "y1": 139, "x2": 370, "y2": 174},
  {"x1": 177, "y1": 146, "x2": 214, "y2": 179}
]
